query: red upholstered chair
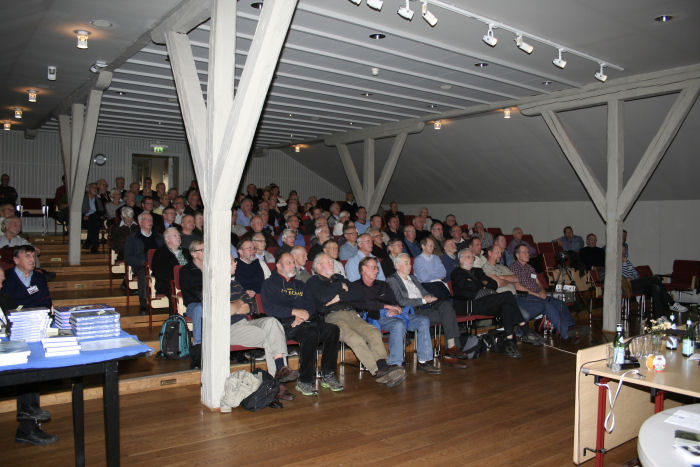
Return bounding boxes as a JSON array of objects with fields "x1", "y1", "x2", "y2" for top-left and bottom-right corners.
[
  {"x1": 486, "y1": 227, "x2": 502, "y2": 237},
  {"x1": 664, "y1": 260, "x2": 700, "y2": 293}
]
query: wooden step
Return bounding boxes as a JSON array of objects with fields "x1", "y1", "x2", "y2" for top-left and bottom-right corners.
[
  {"x1": 42, "y1": 253, "x2": 108, "y2": 265},
  {"x1": 46, "y1": 264, "x2": 112, "y2": 274}
]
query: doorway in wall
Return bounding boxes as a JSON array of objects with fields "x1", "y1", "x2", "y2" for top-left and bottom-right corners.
[{"x1": 132, "y1": 154, "x2": 179, "y2": 191}]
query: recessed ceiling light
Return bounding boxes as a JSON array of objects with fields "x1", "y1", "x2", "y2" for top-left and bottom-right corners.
[
  {"x1": 89, "y1": 19, "x2": 113, "y2": 28},
  {"x1": 118, "y1": 91, "x2": 126, "y2": 96},
  {"x1": 369, "y1": 33, "x2": 385, "y2": 39},
  {"x1": 349, "y1": 122, "x2": 354, "y2": 125},
  {"x1": 654, "y1": 15, "x2": 673, "y2": 22},
  {"x1": 250, "y1": 2, "x2": 263, "y2": 9},
  {"x1": 542, "y1": 80, "x2": 553, "y2": 86},
  {"x1": 75, "y1": 30, "x2": 91, "y2": 49},
  {"x1": 288, "y1": 113, "x2": 293, "y2": 117},
  {"x1": 440, "y1": 84, "x2": 452, "y2": 90},
  {"x1": 360, "y1": 92, "x2": 373, "y2": 96},
  {"x1": 427, "y1": 104, "x2": 437, "y2": 109},
  {"x1": 474, "y1": 62, "x2": 488, "y2": 68}
]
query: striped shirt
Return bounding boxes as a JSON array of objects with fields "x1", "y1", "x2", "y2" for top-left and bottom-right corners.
[{"x1": 621, "y1": 259, "x2": 639, "y2": 279}]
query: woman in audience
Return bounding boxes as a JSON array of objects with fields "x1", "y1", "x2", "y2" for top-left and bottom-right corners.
[
  {"x1": 413, "y1": 236, "x2": 451, "y2": 300},
  {"x1": 418, "y1": 207, "x2": 432, "y2": 230},
  {"x1": 321, "y1": 239, "x2": 346, "y2": 277},
  {"x1": 105, "y1": 189, "x2": 124, "y2": 221}
]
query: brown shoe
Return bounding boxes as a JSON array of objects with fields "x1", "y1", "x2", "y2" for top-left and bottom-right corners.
[
  {"x1": 277, "y1": 384, "x2": 296, "y2": 401},
  {"x1": 444, "y1": 346, "x2": 468, "y2": 360},
  {"x1": 442, "y1": 356, "x2": 468, "y2": 369},
  {"x1": 274, "y1": 366, "x2": 299, "y2": 383}
]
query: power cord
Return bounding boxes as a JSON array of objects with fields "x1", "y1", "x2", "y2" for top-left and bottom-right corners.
[{"x1": 595, "y1": 369, "x2": 641, "y2": 433}]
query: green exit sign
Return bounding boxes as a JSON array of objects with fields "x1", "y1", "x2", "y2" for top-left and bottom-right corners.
[{"x1": 152, "y1": 146, "x2": 165, "y2": 153}]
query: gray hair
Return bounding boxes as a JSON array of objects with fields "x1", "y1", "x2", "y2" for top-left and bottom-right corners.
[
  {"x1": 392, "y1": 253, "x2": 411, "y2": 267},
  {"x1": 163, "y1": 226, "x2": 180, "y2": 239},
  {"x1": 281, "y1": 228, "x2": 296, "y2": 240},
  {"x1": 312, "y1": 252, "x2": 330, "y2": 274},
  {"x1": 121, "y1": 206, "x2": 134, "y2": 219},
  {"x1": 458, "y1": 248, "x2": 473, "y2": 261},
  {"x1": 137, "y1": 211, "x2": 152, "y2": 222},
  {"x1": 188, "y1": 239, "x2": 203, "y2": 254}
]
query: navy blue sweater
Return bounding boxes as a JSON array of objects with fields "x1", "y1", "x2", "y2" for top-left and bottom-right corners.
[{"x1": 1, "y1": 267, "x2": 52, "y2": 309}]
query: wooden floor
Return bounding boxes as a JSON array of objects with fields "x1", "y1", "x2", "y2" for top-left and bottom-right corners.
[{"x1": 0, "y1": 342, "x2": 641, "y2": 466}]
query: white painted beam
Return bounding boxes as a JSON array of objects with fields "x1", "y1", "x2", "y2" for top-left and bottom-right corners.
[
  {"x1": 324, "y1": 119, "x2": 424, "y2": 145},
  {"x1": 363, "y1": 138, "x2": 375, "y2": 208},
  {"x1": 368, "y1": 132, "x2": 408, "y2": 215},
  {"x1": 151, "y1": 0, "x2": 214, "y2": 44},
  {"x1": 57, "y1": 114, "x2": 71, "y2": 193},
  {"x1": 618, "y1": 81, "x2": 700, "y2": 219},
  {"x1": 602, "y1": 100, "x2": 624, "y2": 332},
  {"x1": 541, "y1": 110, "x2": 606, "y2": 218},
  {"x1": 164, "y1": 31, "x2": 208, "y2": 184},
  {"x1": 336, "y1": 143, "x2": 365, "y2": 208}
]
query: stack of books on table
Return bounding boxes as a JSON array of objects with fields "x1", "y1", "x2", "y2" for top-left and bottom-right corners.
[
  {"x1": 70, "y1": 310, "x2": 121, "y2": 339},
  {"x1": 8, "y1": 307, "x2": 51, "y2": 342},
  {"x1": 54, "y1": 304, "x2": 115, "y2": 330},
  {"x1": 0, "y1": 341, "x2": 31, "y2": 366},
  {"x1": 41, "y1": 330, "x2": 81, "y2": 357}
]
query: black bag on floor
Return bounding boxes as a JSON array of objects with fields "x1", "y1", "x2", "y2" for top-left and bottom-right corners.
[
  {"x1": 481, "y1": 329, "x2": 508, "y2": 353},
  {"x1": 240, "y1": 369, "x2": 283, "y2": 412},
  {"x1": 156, "y1": 315, "x2": 190, "y2": 359},
  {"x1": 459, "y1": 334, "x2": 486, "y2": 359}
]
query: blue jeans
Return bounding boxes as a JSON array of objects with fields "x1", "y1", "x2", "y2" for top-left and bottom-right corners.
[
  {"x1": 378, "y1": 312, "x2": 433, "y2": 365},
  {"x1": 516, "y1": 295, "x2": 575, "y2": 339},
  {"x1": 185, "y1": 302, "x2": 202, "y2": 345}
]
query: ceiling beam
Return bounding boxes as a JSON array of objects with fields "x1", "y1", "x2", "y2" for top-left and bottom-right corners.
[
  {"x1": 325, "y1": 119, "x2": 424, "y2": 145},
  {"x1": 151, "y1": 0, "x2": 214, "y2": 44}
]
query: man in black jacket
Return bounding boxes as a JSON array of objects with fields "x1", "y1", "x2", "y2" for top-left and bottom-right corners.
[
  {"x1": 151, "y1": 227, "x2": 190, "y2": 311},
  {"x1": 124, "y1": 212, "x2": 164, "y2": 313},
  {"x1": 81, "y1": 182, "x2": 105, "y2": 253},
  {"x1": 261, "y1": 253, "x2": 342, "y2": 396},
  {"x1": 450, "y1": 249, "x2": 542, "y2": 358},
  {"x1": 304, "y1": 253, "x2": 405, "y2": 387}
]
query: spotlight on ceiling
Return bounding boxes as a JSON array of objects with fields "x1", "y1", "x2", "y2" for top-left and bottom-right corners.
[
  {"x1": 75, "y1": 30, "x2": 91, "y2": 49},
  {"x1": 14, "y1": 108, "x2": 23, "y2": 119},
  {"x1": 503, "y1": 108, "x2": 511, "y2": 119},
  {"x1": 421, "y1": 1, "x2": 437, "y2": 27},
  {"x1": 294, "y1": 145, "x2": 301, "y2": 153},
  {"x1": 482, "y1": 24, "x2": 498, "y2": 47},
  {"x1": 553, "y1": 48, "x2": 567, "y2": 69},
  {"x1": 348, "y1": 0, "x2": 361, "y2": 4},
  {"x1": 397, "y1": 0, "x2": 413, "y2": 20},
  {"x1": 595, "y1": 63, "x2": 608, "y2": 83},
  {"x1": 3, "y1": 122, "x2": 10, "y2": 131},
  {"x1": 366, "y1": 0, "x2": 382, "y2": 11},
  {"x1": 515, "y1": 34, "x2": 534, "y2": 54},
  {"x1": 27, "y1": 90, "x2": 38, "y2": 103},
  {"x1": 433, "y1": 120, "x2": 442, "y2": 130}
]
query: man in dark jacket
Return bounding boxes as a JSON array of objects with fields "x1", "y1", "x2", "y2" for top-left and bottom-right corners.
[
  {"x1": 347, "y1": 257, "x2": 440, "y2": 375},
  {"x1": 0, "y1": 250, "x2": 56, "y2": 446},
  {"x1": 261, "y1": 252, "x2": 342, "y2": 396},
  {"x1": 304, "y1": 253, "x2": 405, "y2": 387},
  {"x1": 124, "y1": 212, "x2": 164, "y2": 313},
  {"x1": 150, "y1": 227, "x2": 190, "y2": 312},
  {"x1": 81, "y1": 182, "x2": 105, "y2": 253}
]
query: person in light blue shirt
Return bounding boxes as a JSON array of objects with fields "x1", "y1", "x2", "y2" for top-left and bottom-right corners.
[
  {"x1": 413, "y1": 236, "x2": 451, "y2": 300},
  {"x1": 554, "y1": 226, "x2": 584, "y2": 252},
  {"x1": 355, "y1": 206, "x2": 370, "y2": 235},
  {"x1": 345, "y1": 233, "x2": 386, "y2": 282},
  {"x1": 339, "y1": 225, "x2": 359, "y2": 261}
]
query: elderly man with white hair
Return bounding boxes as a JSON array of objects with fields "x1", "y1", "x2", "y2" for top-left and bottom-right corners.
[
  {"x1": 151, "y1": 227, "x2": 191, "y2": 310},
  {"x1": 304, "y1": 253, "x2": 406, "y2": 387},
  {"x1": 387, "y1": 253, "x2": 468, "y2": 367},
  {"x1": 332, "y1": 211, "x2": 351, "y2": 236},
  {"x1": 109, "y1": 206, "x2": 139, "y2": 261},
  {"x1": 291, "y1": 246, "x2": 311, "y2": 283},
  {"x1": 308, "y1": 225, "x2": 331, "y2": 261}
]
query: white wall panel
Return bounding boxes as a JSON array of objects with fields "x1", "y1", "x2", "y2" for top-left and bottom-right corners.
[
  {"x1": 241, "y1": 149, "x2": 345, "y2": 203},
  {"x1": 400, "y1": 200, "x2": 700, "y2": 274}
]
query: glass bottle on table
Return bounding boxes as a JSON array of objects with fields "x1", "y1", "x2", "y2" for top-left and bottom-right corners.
[
  {"x1": 666, "y1": 314, "x2": 678, "y2": 350},
  {"x1": 681, "y1": 319, "x2": 695, "y2": 357},
  {"x1": 614, "y1": 323, "x2": 626, "y2": 365}
]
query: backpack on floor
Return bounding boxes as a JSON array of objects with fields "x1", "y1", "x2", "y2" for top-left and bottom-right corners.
[
  {"x1": 481, "y1": 329, "x2": 508, "y2": 354},
  {"x1": 156, "y1": 315, "x2": 190, "y2": 359},
  {"x1": 240, "y1": 369, "x2": 282, "y2": 412},
  {"x1": 459, "y1": 334, "x2": 486, "y2": 359}
]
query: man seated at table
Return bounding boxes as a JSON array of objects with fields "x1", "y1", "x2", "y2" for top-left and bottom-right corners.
[
  {"x1": 304, "y1": 253, "x2": 406, "y2": 387},
  {"x1": 0, "y1": 248, "x2": 56, "y2": 445},
  {"x1": 262, "y1": 253, "x2": 343, "y2": 396},
  {"x1": 387, "y1": 254, "x2": 468, "y2": 368},
  {"x1": 348, "y1": 257, "x2": 441, "y2": 375},
  {"x1": 179, "y1": 241, "x2": 298, "y2": 393}
]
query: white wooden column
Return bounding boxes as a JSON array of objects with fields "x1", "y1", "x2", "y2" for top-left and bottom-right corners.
[
  {"x1": 326, "y1": 120, "x2": 423, "y2": 215},
  {"x1": 523, "y1": 75, "x2": 700, "y2": 332},
  {"x1": 154, "y1": 0, "x2": 297, "y2": 408},
  {"x1": 58, "y1": 71, "x2": 112, "y2": 265}
]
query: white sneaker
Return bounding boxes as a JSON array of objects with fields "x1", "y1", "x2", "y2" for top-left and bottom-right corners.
[{"x1": 670, "y1": 302, "x2": 688, "y2": 312}]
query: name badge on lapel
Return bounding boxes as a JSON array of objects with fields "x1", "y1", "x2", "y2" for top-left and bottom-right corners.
[{"x1": 27, "y1": 285, "x2": 39, "y2": 295}]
